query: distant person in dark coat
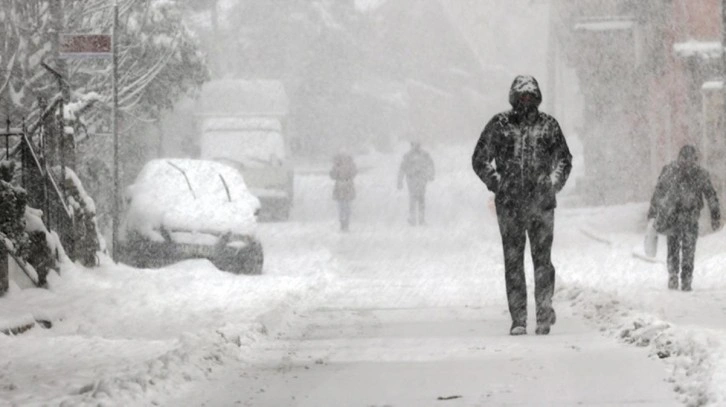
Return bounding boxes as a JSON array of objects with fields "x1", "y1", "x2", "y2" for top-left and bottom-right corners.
[
  {"x1": 330, "y1": 152, "x2": 357, "y2": 232},
  {"x1": 472, "y1": 75, "x2": 572, "y2": 336},
  {"x1": 647, "y1": 145, "x2": 721, "y2": 291},
  {"x1": 397, "y1": 141, "x2": 435, "y2": 226}
]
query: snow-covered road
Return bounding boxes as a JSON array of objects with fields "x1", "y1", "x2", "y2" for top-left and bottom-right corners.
[
  {"x1": 169, "y1": 220, "x2": 680, "y2": 406},
  {"x1": 3, "y1": 145, "x2": 726, "y2": 406}
]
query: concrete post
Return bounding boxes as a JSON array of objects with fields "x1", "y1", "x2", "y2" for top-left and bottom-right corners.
[{"x1": 0, "y1": 241, "x2": 8, "y2": 296}]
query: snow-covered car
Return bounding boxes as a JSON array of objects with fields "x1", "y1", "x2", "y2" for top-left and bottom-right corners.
[{"x1": 118, "y1": 158, "x2": 263, "y2": 275}]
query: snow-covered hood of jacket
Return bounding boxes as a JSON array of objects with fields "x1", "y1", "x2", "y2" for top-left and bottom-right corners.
[{"x1": 509, "y1": 75, "x2": 542, "y2": 108}]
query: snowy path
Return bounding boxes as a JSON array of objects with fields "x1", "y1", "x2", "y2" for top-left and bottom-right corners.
[
  {"x1": 7, "y1": 146, "x2": 726, "y2": 405},
  {"x1": 167, "y1": 215, "x2": 680, "y2": 406},
  {"x1": 172, "y1": 305, "x2": 678, "y2": 406}
]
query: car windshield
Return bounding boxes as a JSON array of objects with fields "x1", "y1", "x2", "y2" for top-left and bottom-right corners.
[
  {"x1": 201, "y1": 130, "x2": 285, "y2": 168},
  {"x1": 133, "y1": 159, "x2": 244, "y2": 205}
]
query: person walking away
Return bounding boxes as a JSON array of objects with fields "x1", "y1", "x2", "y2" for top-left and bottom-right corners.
[
  {"x1": 472, "y1": 75, "x2": 572, "y2": 336},
  {"x1": 647, "y1": 145, "x2": 720, "y2": 291},
  {"x1": 330, "y1": 152, "x2": 357, "y2": 232},
  {"x1": 397, "y1": 141, "x2": 435, "y2": 226}
]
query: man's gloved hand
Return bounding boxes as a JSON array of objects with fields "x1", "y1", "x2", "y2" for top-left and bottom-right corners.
[
  {"x1": 544, "y1": 174, "x2": 554, "y2": 184},
  {"x1": 537, "y1": 174, "x2": 553, "y2": 190},
  {"x1": 712, "y1": 219, "x2": 721, "y2": 231},
  {"x1": 489, "y1": 172, "x2": 501, "y2": 193}
]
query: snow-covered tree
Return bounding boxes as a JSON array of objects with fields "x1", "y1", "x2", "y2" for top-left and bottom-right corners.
[
  {"x1": 1, "y1": 0, "x2": 208, "y2": 123},
  {"x1": 185, "y1": 1, "x2": 364, "y2": 154}
]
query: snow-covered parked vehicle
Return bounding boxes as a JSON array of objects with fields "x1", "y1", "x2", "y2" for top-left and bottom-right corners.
[
  {"x1": 197, "y1": 80, "x2": 294, "y2": 221},
  {"x1": 118, "y1": 158, "x2": 263, "y2": 275},
  {"x1": 200, "y1": 117, "x2": 294, "y2": 221}
]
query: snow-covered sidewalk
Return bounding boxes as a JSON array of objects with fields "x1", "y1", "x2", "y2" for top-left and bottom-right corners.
[
  {"x1": 558, "y1": 203, "x2": 726, "y2": 406},
  {"x1": 3, "y1": 144, "x2": 726, "y2": 406},
  {"x1": 169, "y1": 303, "x2": 679, "y2": 406},
  {"x1": 0, "y1": 244, "x2": 333, "y2": 406},
  {"x1": 165, "y1": 212, "x2": 681, "y2": 406}
]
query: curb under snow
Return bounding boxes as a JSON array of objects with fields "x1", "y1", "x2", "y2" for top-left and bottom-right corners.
[{"x1": 561, "y1": 285, "x2": 726, "y2": 407}]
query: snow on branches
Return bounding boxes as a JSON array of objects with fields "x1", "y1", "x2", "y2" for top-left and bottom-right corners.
[{"x1": 0, "y1": 0, "x2": 208, "y2": 123}]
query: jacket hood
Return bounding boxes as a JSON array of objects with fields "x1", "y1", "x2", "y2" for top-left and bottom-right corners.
[
  {"x1": 678, "y1": 145, "x2": 698, "y2": 164},
  {"x1": 509, "y1": 75, "x2": 542, "y2": 108}
]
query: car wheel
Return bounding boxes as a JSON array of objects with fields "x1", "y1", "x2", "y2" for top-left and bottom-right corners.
[
  {"x1": 235, "y1": 240, "x2": 264, "y2": 275},
  {"x1": 239, "y1": 239, "x2": 264, "y2": 275},
  {"x1": 217, "y1": 239, "x2": 263, "y2": 275}
]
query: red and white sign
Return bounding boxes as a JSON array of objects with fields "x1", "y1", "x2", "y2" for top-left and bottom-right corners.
[{"x1": 59, "y1": 34, "x2": 112, "y2": 58}]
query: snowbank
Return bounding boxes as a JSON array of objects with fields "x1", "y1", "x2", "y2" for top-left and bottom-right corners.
[
  {"x1": 560, "y1": 203, "x2": 726, "y2": 406},
  {"x1": 0, "y1": 240, "x2": 334, "y2": 405},
  {"x1": 561, "y1": 286, "x2": 726, "y2": 406}
]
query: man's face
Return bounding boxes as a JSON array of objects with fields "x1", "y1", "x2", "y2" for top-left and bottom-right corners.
[
  {"x1": 514, "y1": 92, "x2": 538, "y2": 114},
  {"x1": 678, "y1": 147, "x2": 698, "y2": 166},
  {"x1": 678, "y1": 154, "x2": 697, "y2": 166}
]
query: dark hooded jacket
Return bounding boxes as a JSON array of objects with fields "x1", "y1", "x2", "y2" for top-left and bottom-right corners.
[
  {"x1": 398, "y1": 147, "x2": 435, "y2": 191},
  {"x1": 648, "y1": 147, "x2": 720, "y2": 231},
  {"x1": 472, "y1": 76, "x2": 572, "y2": 210}
]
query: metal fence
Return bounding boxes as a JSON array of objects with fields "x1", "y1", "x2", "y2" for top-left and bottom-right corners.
[{"x1": 1, "y1": 97, "x2": 76, "y2": 265}]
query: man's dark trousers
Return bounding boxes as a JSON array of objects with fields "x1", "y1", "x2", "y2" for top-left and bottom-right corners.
[
  {"x1": 667, "y1": 221, "x2": 698, "y2": 290},
  {"x1": 408, "y1": 185, "x2": 426, "y2": 224},
  {"x1": 496, "y1": 202, "x2": 555, "y2": 327}
]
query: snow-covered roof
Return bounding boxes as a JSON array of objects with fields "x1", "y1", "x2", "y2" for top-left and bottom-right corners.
[
  {"x1": 201, "y1": 117, "x2": 282, "y2": 132},
  {"x1": 201, "y1": 130, "x2": 286, "y2": 164},
  {"x1": 674, "y1": 41, "x2": 723, "y2": 59},
  {"x1": 702, "y1": 80, "x2": 724, "y2": 91},
  {"x1": 574, "y1": 19, "x2": 634, "y2": 32},
  {"x1": 199, "y1": 80, "x2": 288, "y2": 117}
]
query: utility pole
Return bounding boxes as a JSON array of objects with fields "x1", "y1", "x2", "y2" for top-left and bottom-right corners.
[
  {"x1": 546, "y1": 0, "x2": 558, "y2": 115},
  {"x1": 112, "y1": 0, "x2": 120, "y2": 261},
  {"x1": 50, "y1": 0, "x2": 69, "y2": 101},
  {"x1": 720, "y1": 0, "x2": 726, "y2": 197}
]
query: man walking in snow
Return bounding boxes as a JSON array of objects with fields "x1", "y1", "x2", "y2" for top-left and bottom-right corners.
[
  {"x1": 648, "y1": 145, "x2": 720, "y2": 291},
  {"x1": 398, "y1": 141, "x2": 435, "y2": 226},
  {"x1": 472, "y1": 75, "x2": 572, "y2": 336}
]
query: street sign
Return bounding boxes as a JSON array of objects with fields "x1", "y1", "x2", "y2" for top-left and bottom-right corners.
[{"x1": 59, "y1": 34, "x2": 112, "y2": 58}]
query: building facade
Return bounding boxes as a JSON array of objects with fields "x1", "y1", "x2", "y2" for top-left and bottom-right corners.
[{"x1": 555, "y1": 0, "x2": 726, "y2": 205}]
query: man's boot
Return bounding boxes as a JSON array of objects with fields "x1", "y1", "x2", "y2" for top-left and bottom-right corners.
[
  {"x1": 510, "y1": 322, "x2": 526, "y2": 336},
  {"x1": 668, "y1": 274, "x2": 679, "y2": 290},
  {"x1": 536, "y1": 308, "x2": 556, "y2": 335}
]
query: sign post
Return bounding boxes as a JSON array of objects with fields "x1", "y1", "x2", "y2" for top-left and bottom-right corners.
[
  {"x1": 58, "y1": 11, "x2": 119, "y2": 261},
  {"x1": 112, "y1": 1, "x2": 120, "y2": 262}
]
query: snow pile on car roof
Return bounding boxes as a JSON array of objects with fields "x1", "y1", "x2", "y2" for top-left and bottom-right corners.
[
  {"x1": 123, "y1": 159, "x2": 260, "y2": 241},
  {"x1": 201, "y1": 129, "x2": 286, "y2": 164}
]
